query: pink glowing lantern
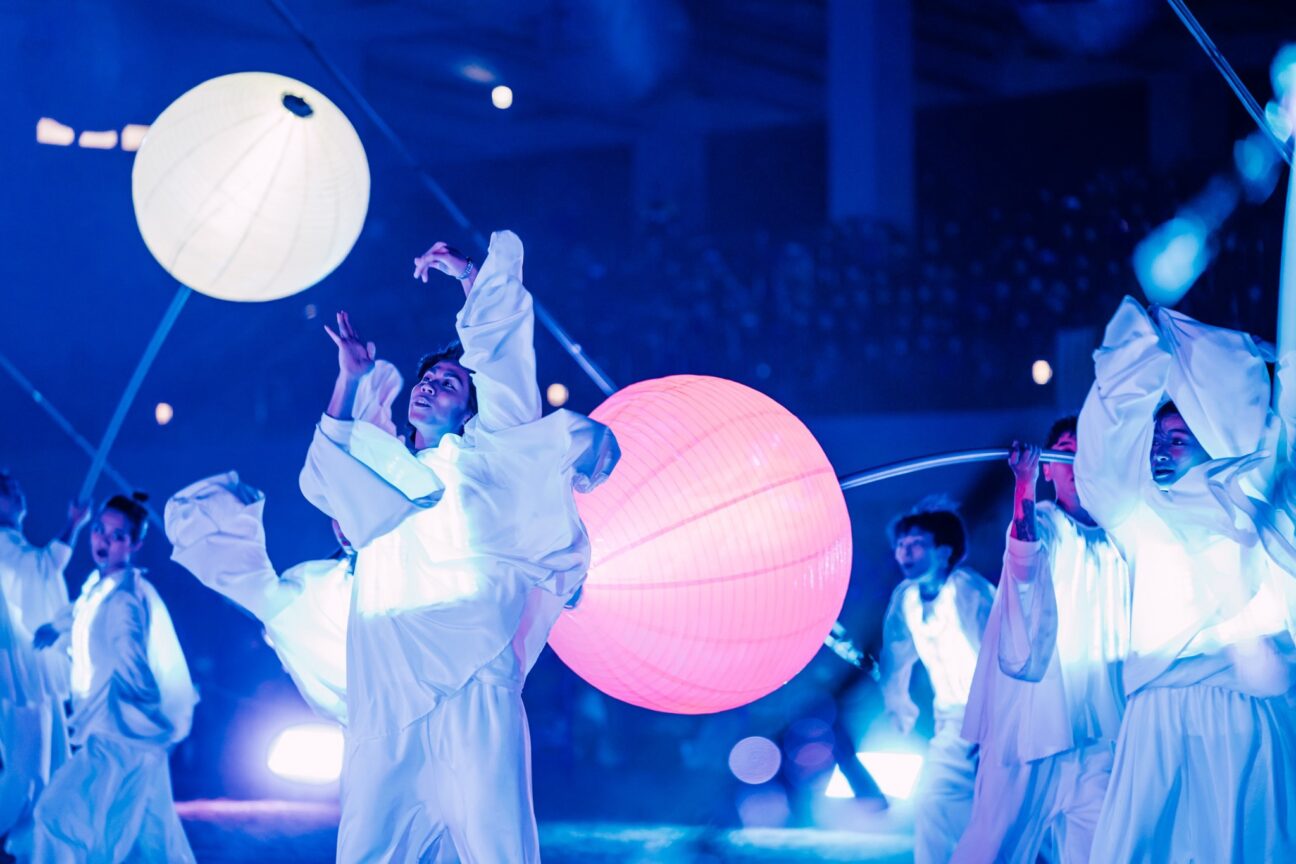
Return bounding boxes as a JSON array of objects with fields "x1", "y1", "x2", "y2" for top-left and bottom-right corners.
[{"x1": 550, "y1": 375, "x2": 853, "y2": 714}]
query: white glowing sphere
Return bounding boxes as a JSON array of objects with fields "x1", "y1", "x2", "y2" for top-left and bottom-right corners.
[
  {"x1": 266, "y1": 723, "x2": 344, "y2": 784},
  {"x1": 132, "y1": 72, "x2": 370, "y2": 302}
]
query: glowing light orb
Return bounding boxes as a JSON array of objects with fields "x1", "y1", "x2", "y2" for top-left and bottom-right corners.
[
  {"x1": 1031, "y1": 359, "x2": 1053, "y2": 385},
  {"x1": 550, "y1": 375, "x2": 852, "y2": 714},
  {"x1": 728, "y1": 736, "x2": 783, "y2": 785},
  {"x1": 266, "y1": 723, "x2": 343, "y2": 784},
  {"x1": 132, "y1": 72, "x2": 369, "y2": 302},
  {"x1": 491, "y1": 85, "x2": 514, "y2": 109},
  {"x1": 154, "y1": 402, "x2": 174, "y2": 425},
  {"x1": 547, "y1": 382, "x2": 570, "y2": 408}
]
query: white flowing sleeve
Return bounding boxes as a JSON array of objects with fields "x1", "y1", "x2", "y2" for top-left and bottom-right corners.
[
  {"x1": 299, "y1": 418, "x2": 442, "y2": 549},
  {"x1": 0, "y1": 530, "x2": 72, "y2": 632},
  {"x1": 878, "y1": 585, "x2": 920, "y2": 733},
  {"x1": 456, "y1": 230, "x2": 542, "y2": 434},
  {"x1": 1076, "y1": 297, "x2": 1172, "y2": 530},
  {"x1": 997, "y1": 529, "x2": 1060, "y2": 683},
  {"x1": 165, "y1": 472, "x2": 291, "y2": 621}
]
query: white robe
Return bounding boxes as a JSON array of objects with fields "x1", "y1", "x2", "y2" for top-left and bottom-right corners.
[
  {"x1": 0, "y1": 529, "x2": 74, "y2": 860},
  {"x1": 954, "y1": 503, "x2": 1129, "y2": 864},
  {"x1": 1076, "y1": 297, "x2": 1296, "y2": 863},
  {"x1": 299, "y1": 230, "x2": 619, "y2": 863},
  {"x1": 165, "y1": 471, "x2": 350, "y2": 725},
  {"x1": 32, "y1": 569, "x2": 197, "y2": 864},
  {"x1": 879, "y1": 567, "x2": 994, "y2": 864}
]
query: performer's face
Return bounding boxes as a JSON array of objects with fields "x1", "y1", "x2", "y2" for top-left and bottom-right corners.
[
  {"x1": 893, "y1": 529, "x2": 949, "y2": 581},
  {"x1": 407, "y1": 361, "x2": 473, "y2": 439},
  {"x1": 89, "y1": 507, "x2": 140, "y2": 573},
  {"x1": 1150, "y1": 412, "x2": 1210, "y2": 487},
  {"x1": 1042, "y1": 431, "x2": 1078, "y2": 499}
]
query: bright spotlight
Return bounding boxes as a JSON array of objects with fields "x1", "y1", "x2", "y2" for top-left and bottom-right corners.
[
  {"x1": 728, "y1": 736, "x2": 782, "y2": 785},
  {"x1": 1031, "y1": 359, "x2": 1053, "y2": 386},
  {"x1": 120, "y1": 124, "x2": 149, "y2": 152},
  {"x1": 825, "y1": 765, "x2": 855, "y2": 799},
  {"x1": 546, "y1": 382, "x2": 569, "y2": 408},
  {"x1": 78, "y1": 129, "x2": 118, "y2": 150},
  {"x1": 857, "y1": 751, "x2": 923, "y2": 800},
  {"x1": 1133, "y1": 216, "x2": 1210, "y2": 306},
  {"x1": 491, "y1": 85, "x2": 514, "y2": 110},
  {"x1": 266, "y1": 723, "x2": 344, "y2": 784},
  {"x1": 36, "y1": 117, "x2": 75, "y2": 146},
  {"x1": 154, "y1": 402, "x2": 174, "y2": 426}
]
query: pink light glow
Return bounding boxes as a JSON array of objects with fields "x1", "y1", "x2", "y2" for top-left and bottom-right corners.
[{"x1": 549, "y1": 375, "x2": 853, "y2": 714}]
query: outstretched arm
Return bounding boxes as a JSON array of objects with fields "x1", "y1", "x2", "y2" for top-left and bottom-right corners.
[{"x1": 415, "y1": 231, "x2": 541, "y2": 433}]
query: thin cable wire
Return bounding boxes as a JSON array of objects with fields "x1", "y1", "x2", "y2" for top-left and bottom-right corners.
[
  {"x1": 0, "y1": 350, "x2": 162, "y2": 528},
  {"x1": 264, "y1": 0, "x2": 618, "y2": 395},
  {"x1": 1165, "y1": 0, "x2": 1294, "y2": 166},
  {"x1": 838, "y1": 448, "x2": 1074, "y2": 491}
]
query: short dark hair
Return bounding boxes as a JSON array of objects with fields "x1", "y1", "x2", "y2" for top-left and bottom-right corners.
[
  {"x1": 1046, "y1": 415, "x2": 1078, "y2": 448},
  {"x1": 103, "y1": 492, "x2": 150, "y2": 542},
  {"x1": 888, "y1": 505, "x2": 968, "y2": 568},
  {"x1": 1155, "y1": 400, "x2": 1181, "y2": 422}
]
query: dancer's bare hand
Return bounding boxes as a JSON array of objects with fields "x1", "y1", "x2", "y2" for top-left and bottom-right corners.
[
  {"x1": 413, "y1": 242, "x2": 472, "y2": 285},
  {"x1": 1008, "y1": 441, "x2": 1041, "y2": 486},
  {"x1": 324, "y1": 311, "x2": 375, "y2": 380}
]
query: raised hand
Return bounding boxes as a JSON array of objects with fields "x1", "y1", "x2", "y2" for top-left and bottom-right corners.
[
  {"x1": 324, "y1": 311, "x2": 376, "y2": 380},
  {"x1": 1008, "y1": 440, "x2": 1041, "y2": 487},
  {"x1": 413, "y1": 241, "x2": 474, "y2": 288}
]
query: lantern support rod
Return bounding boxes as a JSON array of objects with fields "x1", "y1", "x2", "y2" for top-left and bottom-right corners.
[
  {"x1": 78, "y1": 285, "x2": 191, "y2": 503},
  {"x1": 838, "y1": 448, "x2": 1074, "y2": 491},
  {"x1": 264, "y1": 0, "x2": 619, "y2": 396},
  {"x1": 0, "y1": 348, "x2": 162, "y2": 529}
]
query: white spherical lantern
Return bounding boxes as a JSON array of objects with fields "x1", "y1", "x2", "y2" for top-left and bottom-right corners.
[{"x1": 132, "y1": 72, "x2": 370, "y2": 302}]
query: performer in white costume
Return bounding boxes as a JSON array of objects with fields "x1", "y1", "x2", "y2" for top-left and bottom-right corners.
[
  {"x1": 0, "y1": 473, "x2": 87, "y2": 861},
  {"x1": 1078, "y1": 298, "x2": 1296, "y2": 863},
  {"x1": 299, "y1": 231, "x2": 619, "y2": 863},
  {"x1": 953, "y1": 418, "x2": 1130, "y2": 864},
  {"x1": 879, "y1": 502, "x2": 994, "y2": 864},
  {"x1": 162, "y1": 363, "x2": 402, "y2": 726},
  {"x1": 30, "y1": 493, "x2": 198, "y2": 864}
]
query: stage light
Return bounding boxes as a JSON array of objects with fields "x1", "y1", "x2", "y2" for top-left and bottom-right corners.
[
  {"x1": 857, "y1": 751, "x2": 923, "y2": 800},
  {"x1": 120, "y1": 124, "x2": 149, "y2": 152},
  {"x1": 729, "y1": 736, "x2": 782, "y2": 785},
  {"x1": 77, "y1": 129, "x2": 117, "y2": 149},
  {"x1": 155, "y1": 402, "x2": 174, "y2": 426},
  {"x1": 36, "y1": 117, "x2": 74, "y2": 146},
  {"x1": 460, "y1": 63, "x2": 496, "y2": 84},
  {"x1": 491, "y1": 85, "x2": 514, "y2": 109},
  {"x1": 546, "y1": 382, "x2": 569, "y2": 407},
  {"x1": 824, "y1": 765, "x2": 854, "y2": 799},
  {"x1": 266, "y1": 723, "x2": 343, "y2": 784},
  {"x1": 1133, "y1": 216, "x2": 1210, "y2": 306},
  {"x1": 736, "y1": 785, "x2": 790, "y2": 828},
  {"x1": 1032, "y1": 359, "x2": 1053, "y2": 385}
]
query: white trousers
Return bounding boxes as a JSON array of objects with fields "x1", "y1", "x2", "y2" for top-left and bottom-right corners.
[
  {"x1": 951, "y1": 742, "x2": 1112, "y2": 864},
  {"x1": 31, "y1": 735, "x2": 193, "y2": 864},
  {"x1": 913, "y1": 717, "x2": 979, "y2": 864},
  {"x1": 338, "y1": 678, "x2": 538, "y2": 864},
  {"x1": 1092, "y1": 685, "x2": 1296, "y2": 863},
  {"x1": 0, "y1": 700, "x2": 68, "y2": 862}
]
